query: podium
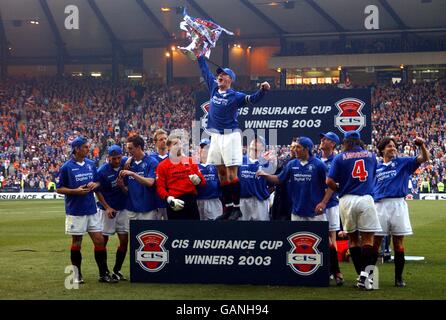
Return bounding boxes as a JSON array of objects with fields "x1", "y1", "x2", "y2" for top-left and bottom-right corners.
[{"x1": 130, "y1": 220, "x2": 329, "y2": 286}]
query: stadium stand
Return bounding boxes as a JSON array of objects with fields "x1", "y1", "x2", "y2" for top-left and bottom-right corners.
[{"x1": 0, "y1": 77, "x2": 445, "y2": 193}]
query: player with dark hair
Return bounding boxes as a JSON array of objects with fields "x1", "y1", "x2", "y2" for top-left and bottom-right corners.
[
  {"x1": 119, "y1": 135, "x2": 159, "y2": 221},
  {"x1": 326, "y1": 130, "x2": 381, "y2": 290},
  {"x1": 258, "y1": 137, "x2": 333, "y2": 223},
  {"x1": 56, "y1": 136, "x2": 116, "y2": 283},
  {"x1": 196, "y1": 138, "x2": 222, "y2": 220},
  {"x1": 318, "y1": 131, "x2": 344, "y2": 285},
  {"x1": 151, "y1": 129, "x2": 169, "y2": 220},
  {"x1": 197, "y1": 56, "x2": 270, "y2": 220},
  {"x1": 95, "y1": 145, "x2": 128, "y2": 281},
  {"x1": 156, "y1": 133, "x2": 206, "y2": 220},
  {"x1": 373, "y1": 136, "x2": 429, "y2": 287}
]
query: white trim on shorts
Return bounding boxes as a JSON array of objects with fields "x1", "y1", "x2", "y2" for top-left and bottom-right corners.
[
  {"x1": 375, "y1": 197, "x2": 413, "y2": 236},
  {"x1": 65, "y1": 212, "x2": 102, "y2": 235},
  {"x1": 207, "y1": 131, "x2": 243, "y2": 167}
]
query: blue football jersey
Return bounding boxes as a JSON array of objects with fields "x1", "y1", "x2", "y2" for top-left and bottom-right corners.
[
  {"x1": 328, "y1": 147, "x2": 377, "y2": 198},
  {"x1": 197, "y1": 163, "x2": 220, "y2": 200},
  {"x1": 278, "y1": 156, "x2": 327, "y2": 217},
  {"x1": 97, "y1": 162, "x2": 126, "y2": 211},
  {"x1": 57, "y1": 158, "x2": 98, "y2": 215},
  {"x1": 198, "y1": 56, "x2": 266, "y2": 133},
  {"x1": 374, "y1": 157, "x2": 420, "y2": 201},
  {"x1": 150, "y1": 151, "x2": 169, "y2": 209},
  {"x1": 318, "y1": 153, "x2": 339, "y2": 209},
  {"x1": 125, "y1": 154, "x2": 158, "y2": 212},
  {"x1": 239, "y1": 156, "x2": 270, "y2": 201}
]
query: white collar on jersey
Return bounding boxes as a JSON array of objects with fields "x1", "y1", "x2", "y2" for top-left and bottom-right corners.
[{"x1": 76, "y1": 161, "x2": 85, "y2": 166}]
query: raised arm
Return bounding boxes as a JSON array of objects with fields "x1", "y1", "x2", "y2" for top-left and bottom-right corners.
[
  {"x1": 414, "y1": 137, "x2": 430, "y2": 164},
  {"x1": 197, "y1": 56, "x2": 216, "y2": 92},
  {"x1": 241, "y1": 82, "x2": 270, "y2": 106}
]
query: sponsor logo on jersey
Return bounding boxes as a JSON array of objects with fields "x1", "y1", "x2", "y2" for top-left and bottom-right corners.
[
  {"x1": 135, "y1": 230, "x2": 169, "y2": 272},
  {"x1": 287, "y1": 232, "x2": 323, "y2": 276},
  {"x1": 334, "y1": 98, "x2": 366, "y2": 133}
]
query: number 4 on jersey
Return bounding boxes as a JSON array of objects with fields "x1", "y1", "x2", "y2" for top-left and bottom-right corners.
[{"x1": 352, "y1": 159, "x2": 368, "y2": 182}]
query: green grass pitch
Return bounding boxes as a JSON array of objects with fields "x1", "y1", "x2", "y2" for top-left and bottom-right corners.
[{"x1": 0, "y1": 200, "x2": 445, "y2": 300}]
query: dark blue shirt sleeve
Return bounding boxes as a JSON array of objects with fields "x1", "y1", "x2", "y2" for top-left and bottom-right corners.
[
  {"x1": 93, "y1": 165, "x2": 99, "y2": 183},
  {"x1": 317, "y1": 162, "x2": 328, "y2": 186},
  {"x1": 146, "y1": 159, "x2": 158, "y2": 179},
  {"x1": 56, "y1": 165, "x2": 68, "y2": 188},
  {"x1": 197, "y1": 56, "x2": 216, "y2": 92},
  {"x1": 328, "y1": 156, "x2": 339, "y2": 182},
  {"x1": 277, "y1": 161, "x2": 291, "y2": 184},
  {"x1": 237, "y1": 89, "x2": 265, "y2": 106}
]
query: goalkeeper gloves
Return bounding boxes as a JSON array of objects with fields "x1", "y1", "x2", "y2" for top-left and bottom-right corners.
[
  {"x1": 189, "y1": 174, "x2": 201, "y2": 186},
  {"x1": 167, "y1": 196, "x2": 185, "y2": 211}
]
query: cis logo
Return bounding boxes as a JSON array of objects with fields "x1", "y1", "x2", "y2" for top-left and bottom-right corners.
[
  {"x1": 135, "y1": 231, "x2": 169, "y2": 273},
  {"x1": 287, "y1": 232, "x2": 323, "y2": 276},
  {"x1": 334, "y1": 98, "x2": 366, "y2": 133}
]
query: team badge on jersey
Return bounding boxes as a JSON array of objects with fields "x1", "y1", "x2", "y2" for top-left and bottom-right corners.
[
  {"x1": 135, "y1": 231, "x2": 169, "y2": 273},
  {"x1": 334, "y1": 98, "x2": 366, "y2": 133},
  {"x1": 286, "y1": 232, "x2": 323, "y2": 276}
]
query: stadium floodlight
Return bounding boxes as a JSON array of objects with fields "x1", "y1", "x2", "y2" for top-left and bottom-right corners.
[
  {"x1": 128, "y1": 75, "x2": 143, "y2": 78},
  {"x1": 90, "y1": 72, "x2": 101, "y2": 77},
  {"x1": 283, "y1": 1, "x2": 295, "y2": 9}
]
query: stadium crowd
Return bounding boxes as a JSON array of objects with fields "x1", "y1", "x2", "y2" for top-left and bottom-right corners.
[{"x1": 0, "y1": 77, "x2": 445, "y2": 193}]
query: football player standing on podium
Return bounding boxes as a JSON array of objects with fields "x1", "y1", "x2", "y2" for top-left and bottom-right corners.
[
  {"x1": 373, "y1": 136, "x2": 429, "y2": 287},
  {"x1": 197, "y1": 55, "x2": 270, "y2": 220}
]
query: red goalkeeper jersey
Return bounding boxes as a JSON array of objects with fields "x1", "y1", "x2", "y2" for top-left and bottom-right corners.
[{"x1": 156, "y1": 156, "x2": 206, "y2": 200}]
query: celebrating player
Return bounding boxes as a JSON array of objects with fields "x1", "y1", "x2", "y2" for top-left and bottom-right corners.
[
  {"x1": 150, "y1": 129, "x2": 169, "y2": 220},
  {"x1": 56, "y1": 136, "x2": 115, "y2": 283},
  {"x1": 318, "y1": 131, "x2": 344, "y2": 285},
  {"x1": 119, "y1": 135, "x2": 159, "y2": 221},
  {"x1": 326, "y1": 130, "x2": 381, "y2": 290},
  {"x1": 258, "y1": 137, "x2": 333, "y2": 222},
  {"x1": 197, "y1": 55, "x2": 270, "y2": 220},
  {"x1": 95, "y1": 145, "x2": 128, "y2": 281},
  {"x1": 373, "y1": 136, "x2": 429, "y2": 287}
]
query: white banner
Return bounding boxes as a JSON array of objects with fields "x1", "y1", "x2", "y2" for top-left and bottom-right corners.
[
  {"x1": 419, "y1": 193, "x2": 446, "y2": 200},
  {"x1": 0, "y1": 193, "x2": 64, "y2": 200}
]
